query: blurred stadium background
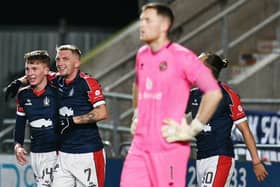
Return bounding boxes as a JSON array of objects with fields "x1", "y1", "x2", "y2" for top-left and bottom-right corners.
[{"x1": 0, "y1": 0, "x2": 280, "y2": 186}]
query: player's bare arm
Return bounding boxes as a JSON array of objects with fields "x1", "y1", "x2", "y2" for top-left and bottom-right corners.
[
  {"x1": 73, "y1": 104, "x2": 108, "y2": 124},
  {"x1": 195, "y1": 89, "x2": 222, "y2": 123},
  {"x1": 237, "y1": 121, "x2": 269, "y2": 182}
]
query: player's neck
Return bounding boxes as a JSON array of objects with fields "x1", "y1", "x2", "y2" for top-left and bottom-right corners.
[
  {"x1": 149, "y1": 37, "x2": 170, "y2": 52},
  {"x1": 33, "y1": 78, "x2": 47, "y2": 91},
  {"x1": 65, "y1": 69, "x2": 79, "y2": 83}
]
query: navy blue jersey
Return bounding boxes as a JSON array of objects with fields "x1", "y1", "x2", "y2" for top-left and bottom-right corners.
[
  {"x1": 15, "y1": 84, "x2": 59, "y2": 153},
  {"x1": 187, "y1": 82, "x2": 247, "y2": 159},
  {"x1": 49, "y1": 71, "x2": 105, "y2": 153}
]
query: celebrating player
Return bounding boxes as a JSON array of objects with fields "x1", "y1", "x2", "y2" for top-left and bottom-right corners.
[{"x1": 14, "y1": 50, "x2": 59, "y2": 186}]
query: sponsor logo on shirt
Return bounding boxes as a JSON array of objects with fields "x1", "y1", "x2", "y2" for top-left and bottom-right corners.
[
  {"x1": 192, "y1": 99, "x2": 199, "y2": 106},
  {"x1": 59, "y1": 106, "x2": 74, "y2": 116},
  {"x1": 95, "y1": 90, "x2": 101, "y2": 96},
  {"x1": 146, "y1": 77, "x2": 152, "y2": 90},
  {"x1": 24, "y1": 99, "x2": 32, "y2": 106}
]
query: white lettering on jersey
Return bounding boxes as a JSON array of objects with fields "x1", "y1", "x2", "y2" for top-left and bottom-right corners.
[{"x1": 30, "y1": 119, "x2": 53, "y2": 128}]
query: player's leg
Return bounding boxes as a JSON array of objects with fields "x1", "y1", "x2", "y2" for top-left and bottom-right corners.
[
  {"x1": 120, "y1": 149, "x2": 151, "y2": 187},
  {"x1": 52, "y1": 152, "x2": 76, "y2": 187},
  {"x1": 198, "y1": 155, "x2": 234, "y2": 187},
  {"x1": 149, "y1": 146, "x2": 191, "y2": 187},
  {"x1": 69, "y1": 149, "x2": 106, "y2": 187},
  {"x1": 30, "y1": 151, "x2": 57, "y2": 187}
]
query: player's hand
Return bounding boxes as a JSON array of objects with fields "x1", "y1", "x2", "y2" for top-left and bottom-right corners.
[
  {"x1": 15, "y1": 145, "x2": 28, "y2": 166},
  {"x1": 58, "y1": 116, "x2": 75, "y2": 135},
  {"x1": 130, "y1": 118, "x2": 138, "y2": 135},
  {"x1": 161, "y1": 118, "x2": 194, "y2": 142},
  {"x1": 253, "y1": 162, "x2": 269, "y2": 182},
  {"x1": 4, "y1": 80, "x2": 22, "y2": 102}
]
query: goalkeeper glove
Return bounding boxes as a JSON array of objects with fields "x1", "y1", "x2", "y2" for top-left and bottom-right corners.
[{"x1": 161, "y1": 118, "x2": 204, "y2": 143}]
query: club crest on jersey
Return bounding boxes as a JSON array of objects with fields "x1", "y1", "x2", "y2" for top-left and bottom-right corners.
[
  {"x1": 43, "y1": 96, "x2": 50, "y2": 106},
  {"x1": 159, "y1": 61, "x2": 167, "y2": 71}
]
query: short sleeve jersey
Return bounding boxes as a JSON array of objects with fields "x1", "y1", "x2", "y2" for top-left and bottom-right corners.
[
  {"x1": 187, "y1": 82, "x2": 247, "y2": 159},
  {"x1": 133, "y1": 42, "x2": 220, "y2": 152},
  {"x1": 49, "y1": 71, "x2": 106, "y2": 153}
]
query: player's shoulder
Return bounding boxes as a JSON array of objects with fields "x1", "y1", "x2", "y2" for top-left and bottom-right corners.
[
  {"x1": 169, "y1": 43, "x2": 200, "y2": 64},
  {"x1": 137, "y1": 45, "x2": 150, "y2": 54},
  {"x1": 18, "y1": 85, "x2": 31, "y2": 94},
  {"x1": 220, "y1": 82, "x2": 240, "y2": 98},
  {"x1": 17, "y1": 85, "x2": 32, "y2": 99},
  {"x1": 190, "y1": 87, "x2": 199, "y2": 93},
  {"x1": 79, "y1": 71, "x2": 100, "y2": 86},
  {"x1": 220, "y1": 82, "x2": 235, "y2": 93},
  {"x1": 169, "y1": 43, "x2": 196, "y2": 55}
]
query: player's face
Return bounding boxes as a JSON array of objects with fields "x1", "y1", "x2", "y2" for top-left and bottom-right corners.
[
  {"x1": 139, "y1": 8, "x2": 164, "y2": 43},
  {"x1": 55, "y1": 50, "x2": 80, "y2": 79},
  {"x1": 25, "y1": 61, "x2": 49, "y2": 89}
]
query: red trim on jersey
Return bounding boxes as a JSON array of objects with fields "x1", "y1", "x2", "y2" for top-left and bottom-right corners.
[
  {"x1": 47, "y1": 71, "x2": 58, "y2": 81},
  {"x1": 213, "y1": 155, "x2": 232, "y2": 187},
  {"x1": 80, "y1": 72, "x2": 105, "y2": 104},
  {"x1": 221, "y1": 83, "x2": 246, "y2": 121},
  {"x1": 93, "y1": 150, "x2": 105, "y2": 187},
  {"x1": 33, "y1": 88, "x2": 46, "y2": 96}
]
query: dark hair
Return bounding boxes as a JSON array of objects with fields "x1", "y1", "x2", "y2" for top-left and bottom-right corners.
[
  {"x1": 56, "y1": 44, "x2": 82, "y2": 58},
  {"x1": 142, "y1": 2, "x2": 174, "y2": 32},
  {"x1": 24, "y1": 50, "x2": 51, "y2": 68},
  {"x1": 199, "y1": 52, "x2": 229, "y2": 79}
]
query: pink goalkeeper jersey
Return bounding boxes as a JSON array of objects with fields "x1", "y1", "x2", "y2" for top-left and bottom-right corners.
[{"x1": 132, "y1": 42, "x2": 220, "y2": 152}]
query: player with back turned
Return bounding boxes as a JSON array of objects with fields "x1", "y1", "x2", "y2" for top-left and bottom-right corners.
[{"x1": 185, "y1": 52, "x2": 269, "y2": 186}]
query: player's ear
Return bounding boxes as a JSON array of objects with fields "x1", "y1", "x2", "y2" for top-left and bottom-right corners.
[
  {"x1": 74, "y1": 59, "x2": 80, "y2": 68},
  {"x1": 160, "y1": 17, "x2": 170, "y2": 33},
  {"x1": 44, "y1": 66, "x2": 50, "y2": 75}
]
